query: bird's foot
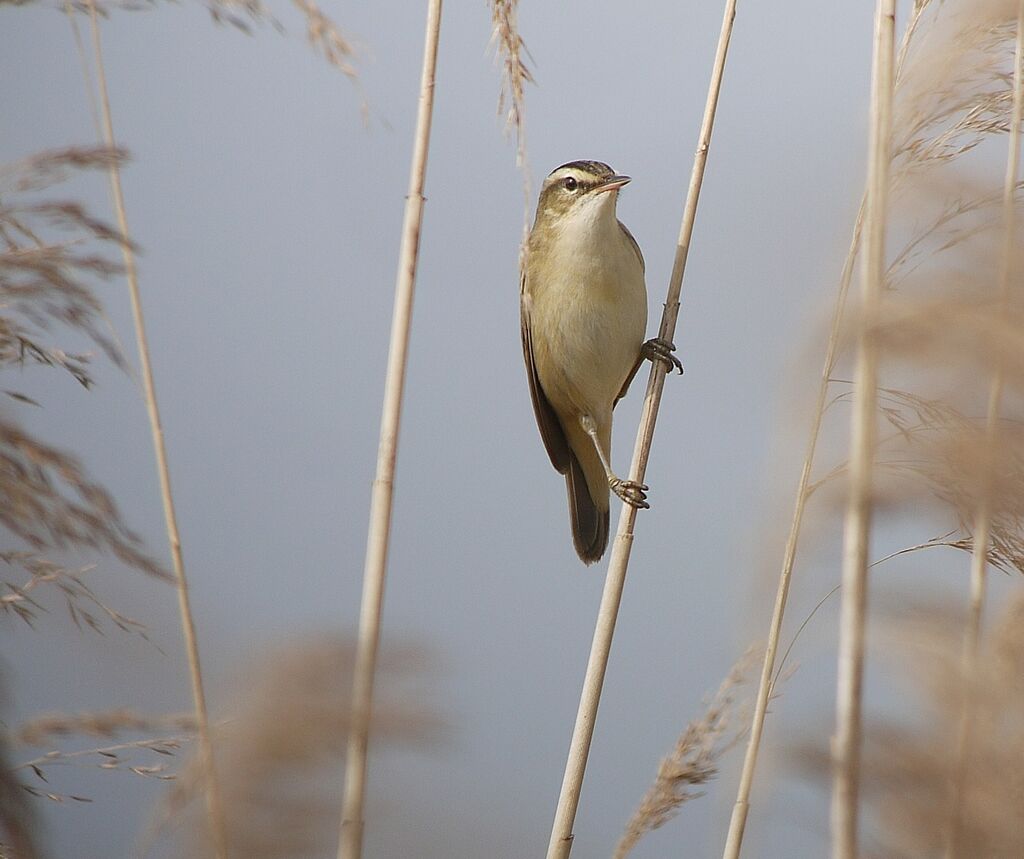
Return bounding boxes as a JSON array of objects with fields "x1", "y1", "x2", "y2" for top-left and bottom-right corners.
[
  {"x1": 642, "y1": 338, "x2": 683, "y2": 375},
  {"x1": 610, "y1": 477, "x2": 649, "y2": 509}
]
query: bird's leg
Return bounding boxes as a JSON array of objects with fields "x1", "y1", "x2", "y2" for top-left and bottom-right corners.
[
  {"x1": 642, "y1": 337, "x2": 684, "y2": 375},
  {"x1": 578, "y1": 415, "x2": 649, "y2": 509},
  {"x1": 615, "y1": 338, "x2": 684, "y2": 404}
]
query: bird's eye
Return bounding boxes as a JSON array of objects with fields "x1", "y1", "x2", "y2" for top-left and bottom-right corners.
[{"x1": 563, "y1": 176, "x2": 578, "y2": 192}]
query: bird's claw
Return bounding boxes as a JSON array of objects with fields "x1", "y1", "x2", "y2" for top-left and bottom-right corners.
[
  {"x1": 610, "y1": 478, "x2": 650, "y2": 509},
  {"x1": 642, "y1": 337, "x2": 684, "y2": 375}
]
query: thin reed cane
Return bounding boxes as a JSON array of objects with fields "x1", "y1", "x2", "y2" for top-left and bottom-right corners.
[
  {"x1": 83, "y1": 6, "x2": 228, "y2": 858},
  {"x1": 945, "y1": 4, "x2": 1024, "y2": 857},
  {"x1": 830, "y1": 3, "x2": 895, "y2": 858},
  {"x1": 721, "y1": 201, "x2": 863, "y2": 859},
  {"x1": 337, "y1": 2, "x2": 443, "y2": 857},
  {"x1": 544, "y1": 3, "x2": 738, "y2": 856},
  {"x1": 721, "y1": 7, "x2": 933, "y2": 853}
]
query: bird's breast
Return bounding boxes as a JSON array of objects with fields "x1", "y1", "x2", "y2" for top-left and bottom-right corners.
[{"x1": 528, "y1": 221, "x2": 647, "y2": 416}]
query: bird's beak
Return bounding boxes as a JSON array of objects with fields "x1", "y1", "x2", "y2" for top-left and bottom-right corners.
[{"x1": 594, "y1": 175, "x2": 631, "y2": 193}]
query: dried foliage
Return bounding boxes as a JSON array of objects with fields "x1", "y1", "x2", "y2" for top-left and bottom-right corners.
[
  {"x1": 0, "y1": 418, "x2": 167, "y2": 581},
  {"x1": 9, "y1": 0, "x2": 362, "y2": 85},
  {"x1": 11, "y1": 710, "x2": 195, "y2": 803},
  {"x1": 810, "y1": 0, "x2": 1024, "y2": 579},
  {"x1": 871, "y1": 389, "x2": 1024, "y2": 575},
  {"x1": 0, "y1": 693, "x2": 41, "y2": 859},
  {"x1": 0, "y1": 147, "x2": 169, "y2": 633},
  {"x1": 0, "y1": 146, "x2": 131, "y2": 386},
  {"x1": 201, "y1": 0, "x2": 364, "y2": 70},
  {"x1": 290, "y1": 0, "x2": 356, "y2": 78},
  {"x1": 15, "y1": 709, "x2": 194, "y2": 747},
  {"x1": 614, "y1": 649, "x2": 757, "y2": 859},
  {"x1": 762, "y1": 3, "x2": 1024, "y2": 854},
  {"x1": 801, "y1": 2, "x2": 1024, "y2": 853},
  {"x1": 200, "y1": 0, "x2": 362, "y2": 85},
  {"x1": 1, "y1": 552, "x2": 149, "y2": 636},
  {"x1": 150, "y1": 636, "x2": 441, "y2": 859},
  {"x1": 887, "y1": 181, "x2": 1023, "y2": 290},
  {"x1": 489, "y1": 0, "x2": 532, "y2": 167},
  {"x1": 201, "y1": 0, "x2": 271, "y2": 33},
  {"x1": 818, "y1": 382, "x2": 1024, "y2": 577},
  {"x1": 892, "y1": 1, "x2": 1022, "y2": 182},
  {"x1": 800, "y1": 591, "x2": 1024, "y2": 858}
]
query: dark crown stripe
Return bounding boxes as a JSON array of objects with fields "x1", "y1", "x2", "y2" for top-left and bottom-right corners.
[{"x1": 551, "y1": 160, "x2": 614, "y2": 178}]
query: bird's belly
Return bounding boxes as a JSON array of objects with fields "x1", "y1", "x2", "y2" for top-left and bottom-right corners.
[{"x1": 533, "y1": 275, "x2": 646, "y2": 417}]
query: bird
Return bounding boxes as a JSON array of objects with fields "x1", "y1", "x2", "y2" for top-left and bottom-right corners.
[{"x1": 520, "y1": 160, "x2": 681, "y2": 564}]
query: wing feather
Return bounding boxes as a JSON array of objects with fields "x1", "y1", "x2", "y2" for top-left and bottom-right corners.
[
  {"x1": 618, "y1": 221, "x2": 645, "y2": 272},
  {"x1": 520, "y1": 273, "x2": 570, "y2": 474},
  {"x1": 612, "y1": 220, "x2": 645, "y2": 406}
]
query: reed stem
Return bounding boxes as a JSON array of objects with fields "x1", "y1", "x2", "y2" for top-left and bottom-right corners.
[
  {"x1": 545, "y1": 2, "x2": 738, "y2": 855},
  {"x1": 721, "y1": 203, "x2": 864, "y2": 859},
  {"x1": 830, "y1": 2, "x2": 895, "y2": 857},
  {"x1": 723, "y1": 7, "x2": 930, "y2": 853},
  {"x1": 337, "y1": 2, "x2": 443, "y2": 857},
  {"x1": 84, "y1": 5, "x2": 228, "y2": 857}
]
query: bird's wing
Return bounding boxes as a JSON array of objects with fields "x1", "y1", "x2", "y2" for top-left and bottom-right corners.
[
  {"x1": 520, "y1": 272, "x2": 570, "y2": 474},
  {"x1": 615, "y1": 353, "x2": 644, "y2": 407},
  {"x1": 613, "y1": 220, "x2": 646, "y2": 407},
  {"x1": 619, "y1": 221, "x2": 645, "y2": 273}
]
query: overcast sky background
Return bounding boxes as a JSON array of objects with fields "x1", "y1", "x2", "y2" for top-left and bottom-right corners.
[{"x1": 4, "y1": 1, "x2": 1018, "y2": 857}]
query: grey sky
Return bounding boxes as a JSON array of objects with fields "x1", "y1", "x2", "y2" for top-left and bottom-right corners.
[{"x1": 5, "y1": 2, "x2": 1008, "y2": 857}]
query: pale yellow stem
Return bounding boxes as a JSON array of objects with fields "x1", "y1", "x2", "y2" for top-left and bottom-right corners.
[
  {"x1": 722, "y1": 5, "x2": 930, "y2": 853},
  {"x1": 337, "y1": 2, "x2": 443, "y2": 858},
  {"x1": 721, "y1": 200, "x2": 864, "y2": 859},
  {"x1": 830, "y1": 2, "x2": 895, "y2": 858},
  {"x1": 544, "y1": 2, "x2": 738, "y2": 856},
  {"x1": 83, "y1": 7, "x2": 228, "y2": 858}
]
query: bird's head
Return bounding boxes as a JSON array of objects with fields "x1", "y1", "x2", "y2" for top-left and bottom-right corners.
[{"x1": 533, "y1": 160, "x2": 631, "y2": 228}]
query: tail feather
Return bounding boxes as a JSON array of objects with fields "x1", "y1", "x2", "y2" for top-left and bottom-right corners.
[{"x1": 566, "y1": 453, "x2": 609, "y2": 565}]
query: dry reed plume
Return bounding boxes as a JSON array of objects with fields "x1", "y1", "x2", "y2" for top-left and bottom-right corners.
[
  {"x1": 0, "y1": 146, "x2": 129, "y2": 385},
  {"x1": 1, "y1": 552, "x2": 148, "y2": 637},
  {"x1": 489, "y1": 0, "x2": 533, "y2": 247},
  {"x1": 800, "y1": 589, "x2": 1024, "y2": 858},
  {"x1": 13, "y1": 710, "x2": 194, "y2": 800},
  {"x1": 152, "y1": 637, "x2": 440, "y2": 859},
  {"x1": 0, "y1": 698, "x2": 41, "y2": 859},
  {"x1": 0, "y1": 147, "x2": 165, "y2": 583},
  {"x1": 489, "y1": 0, "x2": 532, "y2": 170},
  {"x1": 797, "y1": 2, "x2": 1023, "y2": 854},
  {"x1": 208, "y1": 0, "x2": 364, "y2": 88},
  {"x1": 0, "y1": 144, "x2": 166, "y2": 858},
  {"x1": 4, "y1": 4, "x2": 363, "y2": 857},
  {"x1": 10, "y1": 0, "x2": 362, "y2": 87},
  {"x1": 0, "y1": 419, "x2": 164, "y2": 579},
  {"x1": 727, "y1": 2, "x2": 1024, "y2": 853},
  {"x1": 815, "y1": 220, "x2": 1024, "y2": 558},
  {"x1": 15, "y1": 709, "x2": 194, "y2": 747},
  {"x1": 614, "y1": 648, "x2": 756, "y2": 859}
]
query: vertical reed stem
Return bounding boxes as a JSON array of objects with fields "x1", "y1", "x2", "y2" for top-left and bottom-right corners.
[
  {"x1": 337, "y1": 2, "x2": 443, "y2": 857},
  {"x1": 545, "y1": 3, "x2": 737, "y2": 856},
  {"x1": 721, "y1": 205, "x2": 864, "y2": 859},
  {"x1": 830, "y1": 3, "x2": 894, "y2": 858},
  {"x1": 723, "y1": 8, "x2": 929, "y2": 854},
  {"x1": 83, "y1": 6, "x2": 228, "y2": 858},
  {"x1": 945, "y1": 3, "x2": 1024, "y2": 856}
]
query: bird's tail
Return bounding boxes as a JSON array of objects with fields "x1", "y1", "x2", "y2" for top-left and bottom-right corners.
[{"x1": 566, "y1": 452, "x2": 610, "y2": 565}]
